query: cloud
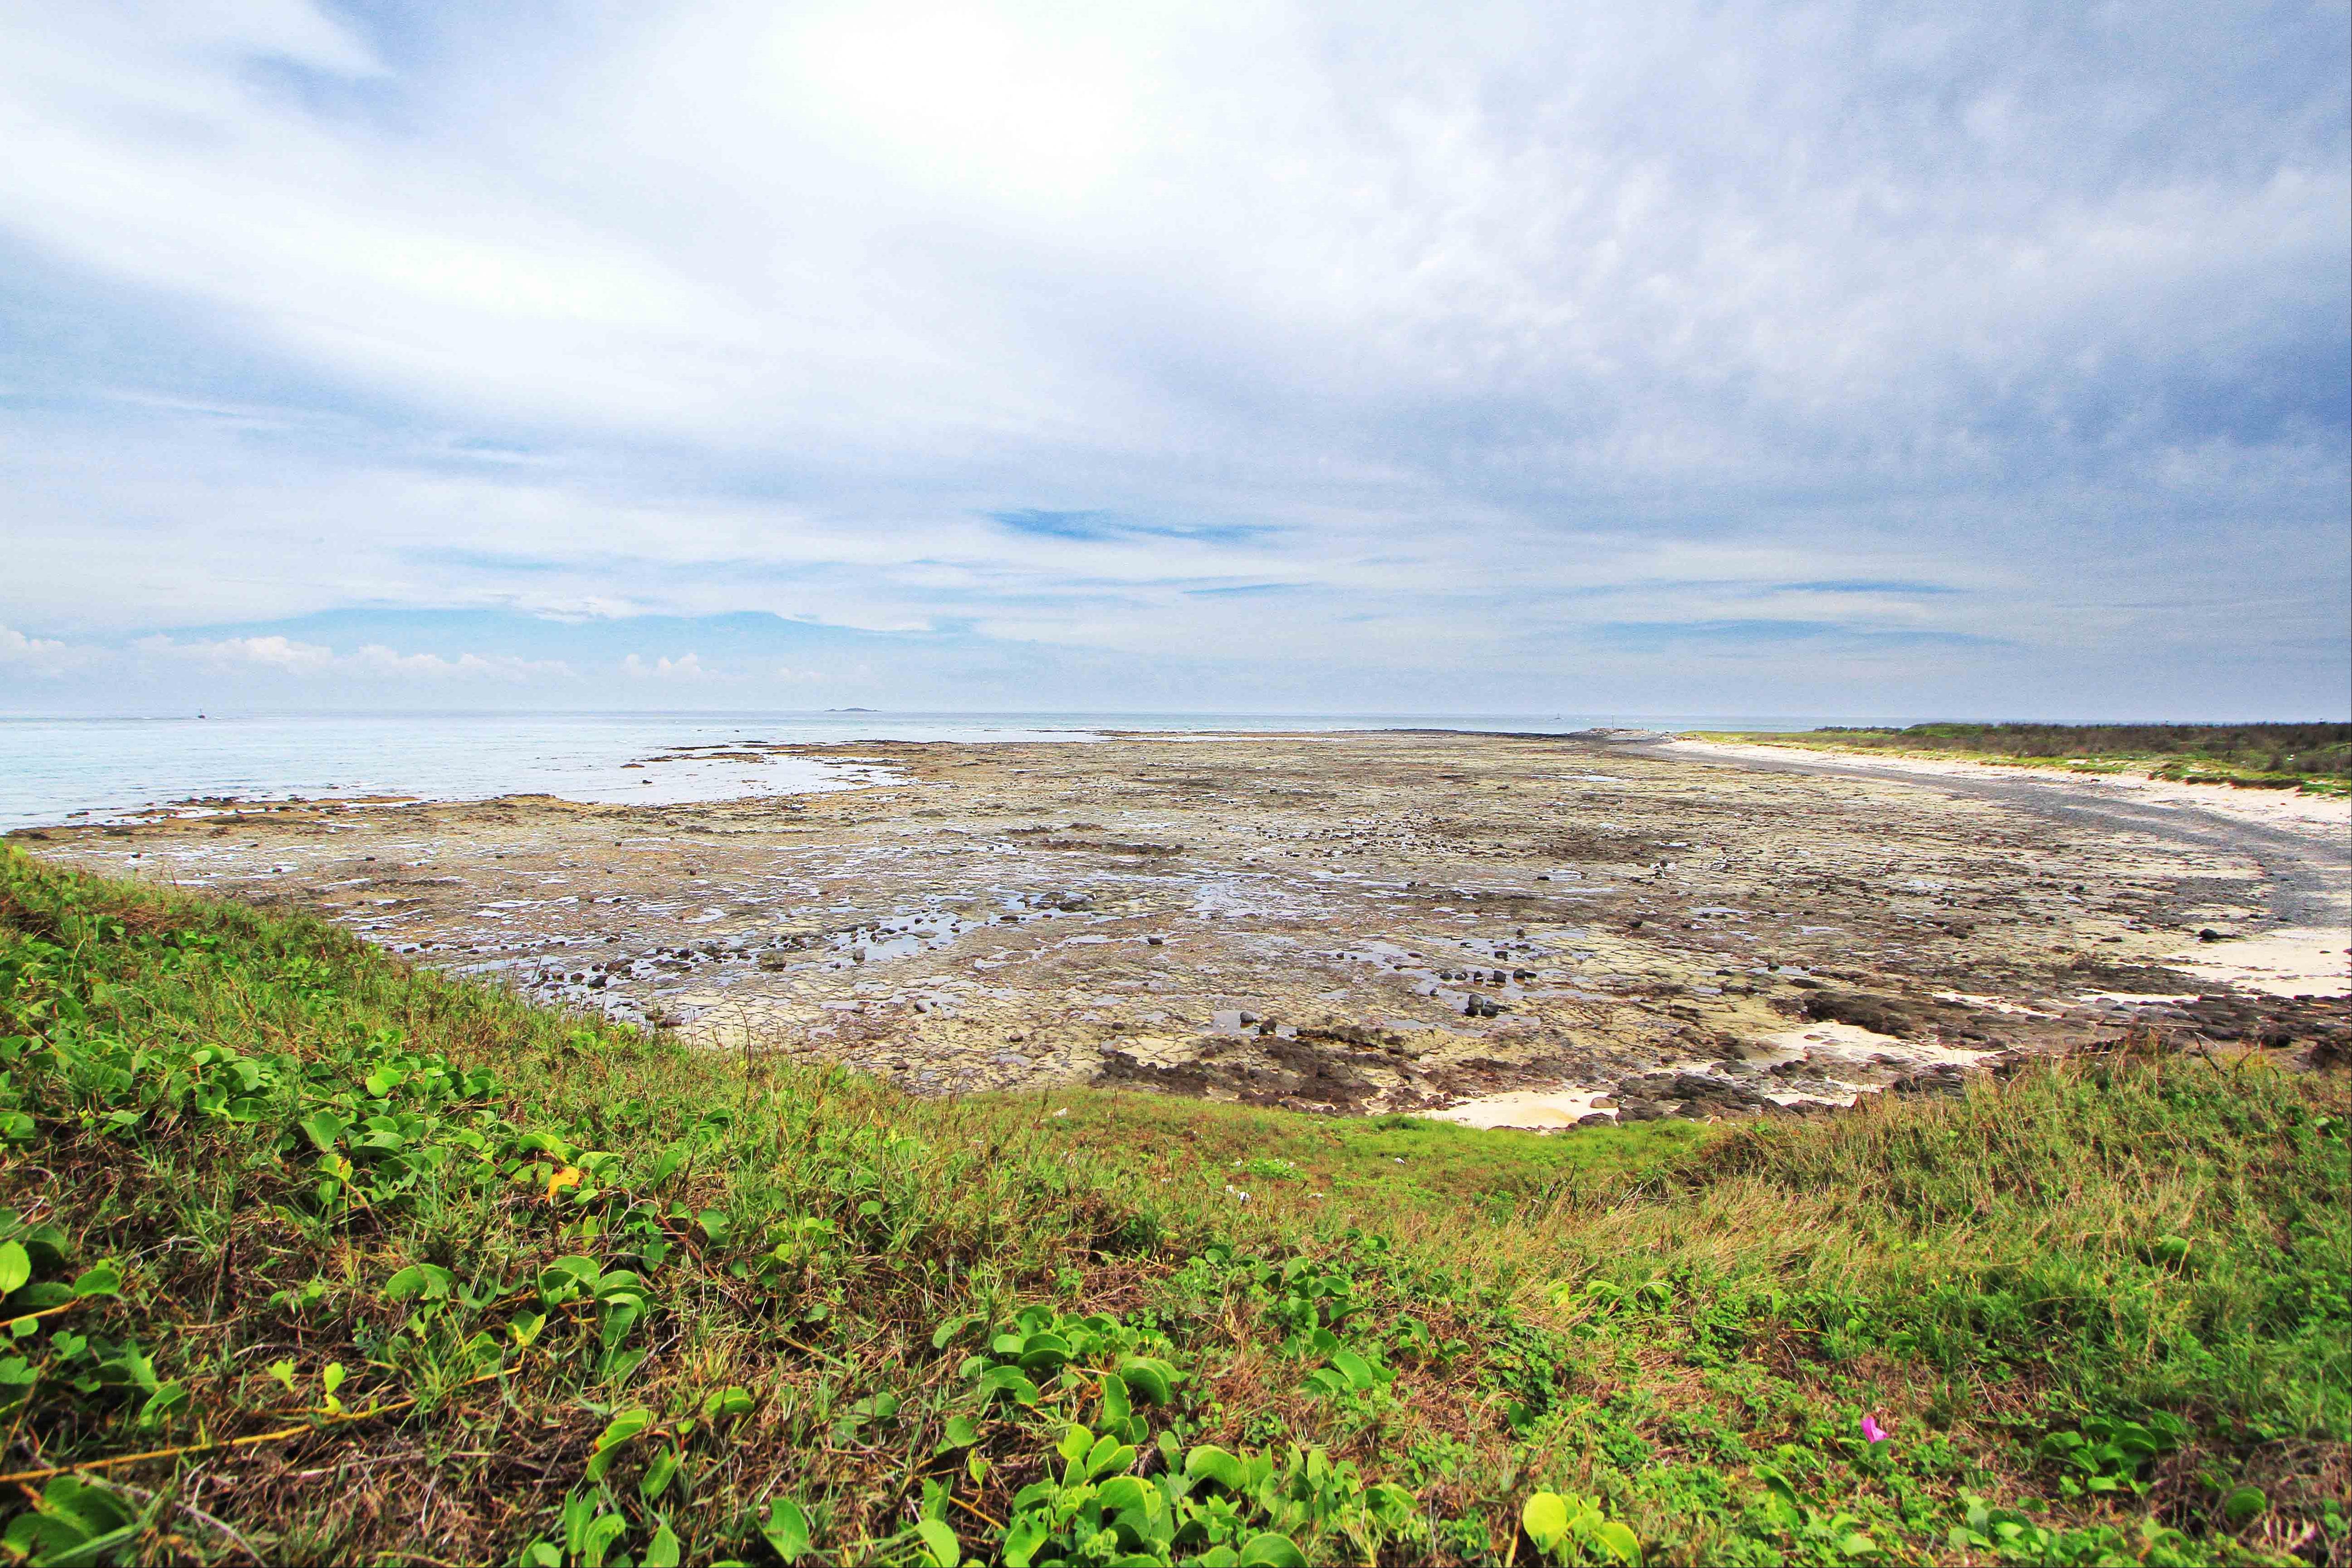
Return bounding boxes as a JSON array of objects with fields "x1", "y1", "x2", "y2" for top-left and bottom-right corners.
[
  {"x1": 1773, "y1": 581, "x2": 1963, "y2": 598},
  {"x1": 622, "y1": 652, "x2": 717, "y2": 680},
  {"x1": 0, "y1": 0, "x2": 2341, "y2": 717},
  {"x1": 0, "y1": 624, "x2": 88, "y2": 677},
  {"x1": 1597, "y1": 620, "x2": 2004, "y2": 652}
]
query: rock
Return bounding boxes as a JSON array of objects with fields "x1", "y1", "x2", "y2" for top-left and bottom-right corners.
[{"x1": 1576, "y1": 1112, "x2": 1613, "y2": 1126}]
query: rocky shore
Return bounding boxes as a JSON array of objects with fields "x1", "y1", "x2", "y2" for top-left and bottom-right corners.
[{"x1": 13, "y1": 730, "x2": 2345, "y2": 1126}]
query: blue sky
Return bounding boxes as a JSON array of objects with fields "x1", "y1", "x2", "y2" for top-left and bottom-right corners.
[{"x1": 2, "y1": 0, "x2": 2346, "y2": 717}]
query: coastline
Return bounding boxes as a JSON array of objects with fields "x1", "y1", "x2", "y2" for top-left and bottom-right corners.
[{"x1": 14, "y1": 729, "x2": 2345, "y2": 1129}]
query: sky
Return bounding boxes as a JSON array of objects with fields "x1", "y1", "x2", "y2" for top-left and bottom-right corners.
[{"x1": 2, "y1": 0, "x2": 2346, "y2": 719}]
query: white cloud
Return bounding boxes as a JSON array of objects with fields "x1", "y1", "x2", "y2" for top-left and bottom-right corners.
[
  {"x1": 0, "y1": 624, "x2": 88, "y2": 677},
  {"x1": 622, "y1": 653, "x2": 717, "y2": 680},
  {"x1": 0, "y1": 0, "x2": 2341, "y2": 715}
]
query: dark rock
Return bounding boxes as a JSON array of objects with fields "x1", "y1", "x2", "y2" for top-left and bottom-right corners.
[{"x1": 1801, "y1": 990, "x2": 1924, "y2": 1037}]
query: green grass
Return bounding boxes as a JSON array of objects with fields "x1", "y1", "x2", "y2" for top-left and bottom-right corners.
[
  {"x1": 0, "y1": 844, "x2": 2345, "y2": 1566},
  {"x1": 1686, "y1": 722, "x2": 2352, "y2": 795}
]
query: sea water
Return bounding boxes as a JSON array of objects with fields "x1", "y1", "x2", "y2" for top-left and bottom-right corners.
[{"x1": 0, "y1": 710, "x2": 1836, "y2": 831}]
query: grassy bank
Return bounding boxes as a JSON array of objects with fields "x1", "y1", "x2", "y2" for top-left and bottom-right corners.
[
  {"x1": 1684, "y1": 724, "x2": 2352, "y2": 794},
  {"x1": 0, "y1": 845, "x2": 2345, "y2": 1566}
]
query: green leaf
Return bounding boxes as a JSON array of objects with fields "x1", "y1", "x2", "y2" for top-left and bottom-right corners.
[
  {"x1": 642, "y1": 1520, "x2": 682, "y2": 1568},
  {"x1": 0, "y1": 1242, "x2": 29, "y2": 1297},
  {"x1": 761, "y1": 1499, "x2": 811, "y2": 1564},
  {"x1": 1118, "y1": 1356, "x2": 1174, "y2": 1405},
  {"x1": 638, "y1": 1447, "x2": 681, "y2": 1501},
  {"x1": 383, "y1": 1264, "x2": 454, "y2": 1304},
  {"x1": 1098, "y1": 1476, "x2": 1151, "y2": 1516},
  {"x1": 1084, "y1": 1434, "x2": 1136, "y2": 1480},
  {"x1": 701, "y1": 1385, "x2": 756, "y2": 1420},
  {"x1": 1098, "y1": 1371, "x2": 1132, "y2": 1427},
  {"x1": 937, "y1": 1414, "x2": 981, "y2": 1451},
  {"x1": 579, "y1": 1512, "x2": 627, "y2": 1568},
  {"x1": 298, "y1": 1110, "x2": 348, "y2": 1152},
  {"x1": 1057, "y1": 1424, "x2": 1093, "y2": 1465},
  {"x1": 1237, "y1": 1532, "x2": 1308, "y2": 1568},
  {"x1": 1185, "y1": 1445, "x2": 1246, "y2": 1491},
  {"x1": 2221, "y1": 1486, "x2": 2267, "y2": 1526},
  {"x1": 1003, "y1": 1514, "x2": 1050, "y2": 1568},
  {"x1": 978, "y1": 1366, "x2": 1041, "y2": 1405},
  {"x1": 584, "y1": 1407, "x2": 655, "y2": 1480},
  {"x1": 697, "y1": 1210, "x2": 731, "y2": 1245},
  {"x1": 1522, "y1": 1491, "x2": 1569, "y2": 1552},
  {"x1": 913, "y1": 1517, "x2": 960, "y2": 1567},
  {"x1": 1595, "y1": 1519, "x2": 1643, "y2": 1565}
]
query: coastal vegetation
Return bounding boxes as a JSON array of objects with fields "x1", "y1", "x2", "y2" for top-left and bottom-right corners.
[
  {"x1": 0, "y1": 844, "x2": 2345, "y2": 1565},
  {"x1": 1692, "y1": 724, "x2": 2352, "y2": 794}
]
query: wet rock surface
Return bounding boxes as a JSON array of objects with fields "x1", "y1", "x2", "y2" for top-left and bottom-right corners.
[{"x1": 15, "y1": 731, "x2": 2345, "y2": 1125}]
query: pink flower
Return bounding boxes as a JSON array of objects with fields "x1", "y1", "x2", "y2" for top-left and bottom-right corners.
[{"x1": 1861, "y1": 1416, "x2": 1889, "y2": 1445}]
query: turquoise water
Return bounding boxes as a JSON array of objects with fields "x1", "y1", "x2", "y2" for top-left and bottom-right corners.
[{"x1": 0, "y1": 710, "x2": 1840, "y2": 831}]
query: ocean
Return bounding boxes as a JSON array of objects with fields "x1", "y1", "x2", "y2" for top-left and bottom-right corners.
[{"x1": 0, "y1": 710, "x2": 1838, "y2": 831}]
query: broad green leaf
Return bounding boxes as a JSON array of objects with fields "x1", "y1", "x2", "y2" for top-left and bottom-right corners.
[
  {"x1": 1118, "y1": 1357, "x2": 1173, "y2": 1405},
  {"x1": 701, "y1": 1385, "x2": 756, "y2": 1420},
  {"x1": 1002, "y1": 1514, "x2": 1050, "y2": 1568},
  {"x1": 913, "y1": 1517, "x2": 960, "y2": 1567},
  {"x1": 1596, "y1": 1519, "x2": 1643, "y2": 1564},
  {"x1": 1097, "y1": 1476, "x2": 1150, "y2": 1516},
  {"x1": 1084, "y1": 1435, "x2": 1135, "y2": 1480},
  {"x1": 978, "y1": 1366, "x2": 1040, "y2": 1405},
  {"x1": 584, "y1": 1408, "x2": 654, "y2": 1480},
  {"x1": 937, "y1": 1414, "x2": 981, "y2": 1451},
  {"x1": 579, "y1": 1512, "x2": 627, "y2": 1568},
  {"x1": 2222, "y1": 1486, "x2": 2267, "y2": 1526},
  {"x1": 638, "y1": 1447, "x2": 680, "y2": 1501},
  {"x1": 1098, "y1": 1372, "x2": 1132, "y2": 1427},
  {"x1": 0, "y1": 1242, "x2": 29, "y2": 1297},
  {"x1": 596, "y1": 1408, "x2": 654, "y2": 1449},
  {"x1": 1237, "y1": 1532, "x2": 1308, "y2": 1568},
  {"x1": 298, "y1": 1111, "x2": 347, "y2": 1152},
  {"x1": 1522, "y1": 1491, "x2": 1569, "y2": 1551},
  {"x1": 642, "y1": 1520, "x2": 682, "y2": 1568},
  {"x1": 1185, "y1": 1445, "x2": 1246, "y2": 1491},
  {"x1": 761, "y1": 1499, "x2": 811, "y2": 1564},
  {"x1": 137, "y1": 1380, "x2": 189, "y2": 1427}
]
